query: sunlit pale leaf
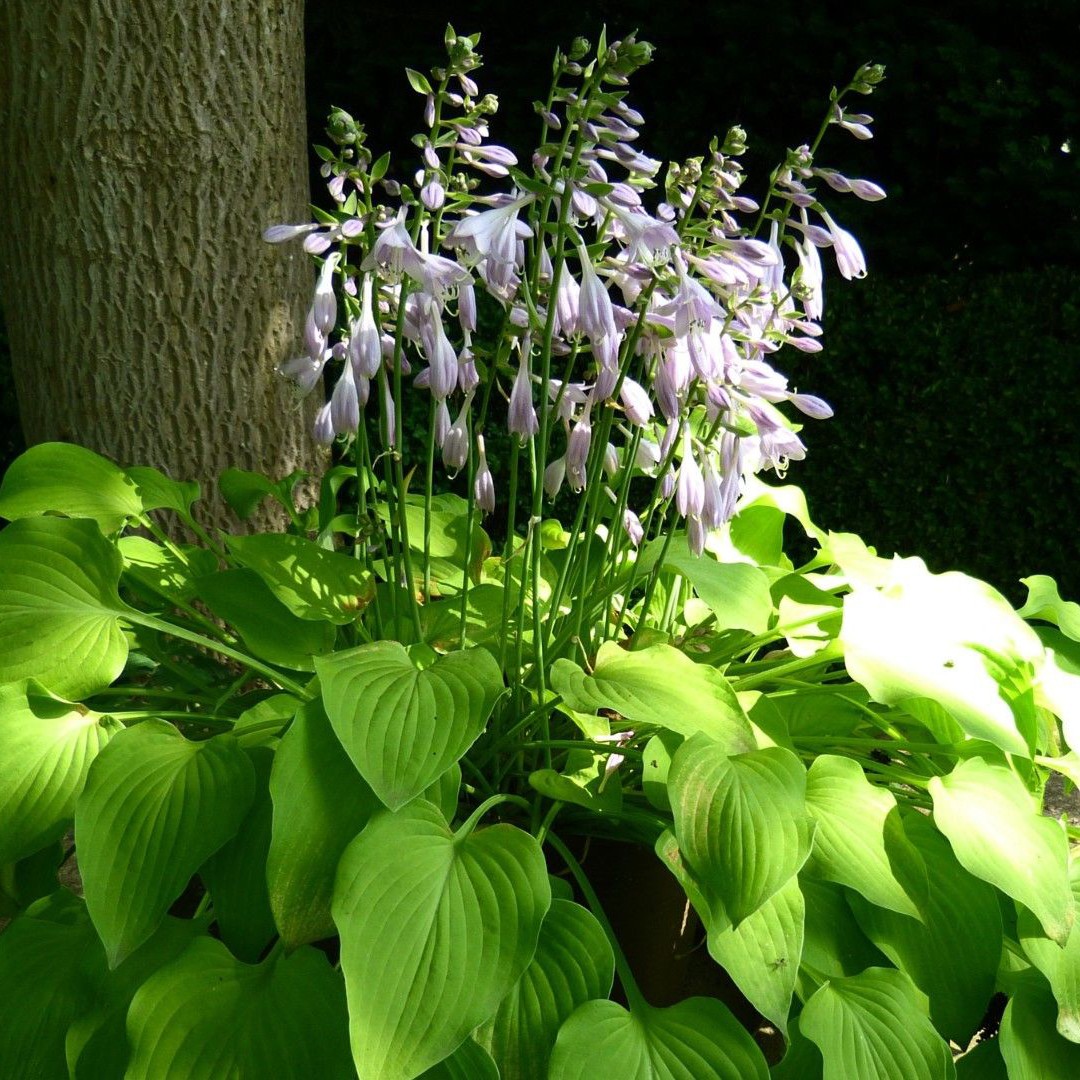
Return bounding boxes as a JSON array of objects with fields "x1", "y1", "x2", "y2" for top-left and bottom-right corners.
[
  {"x1": 76, "y1": 720, "x2": 255, "y2": 967},
  {"x1": 0, "y1": 442, "x2": 142, "y2": 533},
  {"x1": 929, "y1": 756, "x2": 1073, "y2": 944},
  {"x1": 0, "y1": 680, "x2": 121, "y2": 864},
  {"x1": 316, "y1": 641, "x2": 503, "y2": 810},
  {"x1": 332, "y1": 800, "x2": 550, "y2": 1080}
]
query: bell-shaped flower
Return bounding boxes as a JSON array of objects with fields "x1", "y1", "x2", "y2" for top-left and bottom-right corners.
[
  {"x1": 458, "y1": 281, "x2": 477, "y2": 334},
  {"x1": 421, "y1": 177, "x2": 446, "y2": 210},
  {"x1": 310, "y1": 252, "x2": 341, "y2": 336},
  {"x1": 553, "y1": 263, "x2": 581, "y2": 337},
  {"x1": 348, "y1": 277, "x2": 383, "y2": 378},
  {"x1": 602, "y1": 200, "x2": 678, "y2": 264},
  {"x1": 566, "y1": 404, "x2": 593, "y2": 492},
  {"x1": 544, "y1": 455, "x2": 567, "y2": 500},
  {"x1": 444, "y1": 194, "x2": 534, "y2": 278},
  {"x1": 508, "y1": 352, "x2": 539, "y2": 442},
  {"x1": 474, "y1": 436, "x2": 495, "y2": 514},
  {"x1": 820, "y1": 211, "x2": 867, "y2": 280},
  {"x1": 330, "y1": 360, "x2": 360, "y2": 435},
  {"x1": 676, "y1": 424, "x2": 705, "y2": 518},
  {"x1": 313, "y1": 401, "x2": 335, "y2": 445},
  {"x1": 662, "y1": 254, "x2": 722, "y2": 337},
  {"x1": 363, "y1": 212, "x2": 416, "y2": 280},
  {"x1": 576, "y1": 245, "x2": 618, "y2": 342},
  {"x1": 441, "y1": 396, "x2": 471, "y2": 475},
  {"x1": 619, "y1": 377, "x2": 653, "y2": 426},
  {"x1": 603, "y1": 442, "x2": 619, "y2": 478}
]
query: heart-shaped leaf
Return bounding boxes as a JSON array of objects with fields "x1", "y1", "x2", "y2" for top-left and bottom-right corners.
[
  {"x1": 228, "y1": 533, "x2": 374, "y2": 623},
  {"x1": 124, "y1": 936, "x2": 352, "y2": 1078},
  {"x1": 804, "y1": 754, "x2": 925, "y2": 919},
  {"x1": 332, "y1": 800, "x2": 550, "y2": 1079},
  {"x1": 550, "y1": 643, "x2": 754, "y2": 752},
  {"x1": 0, "y1": 442, "x2": 142, "y2": 533},
  {"x1": 0, "y1": 517, "x2": 131, "y2": 698},
  {"x1": 705, "y1": 874, "x2": 804, "y2": 1036},
  {"x1": 800, "y1": 967, "x2": 956, "y2": 1080},
  {"x1": 669, "y1": 735, "x2": 813, "y2": 925},
  {"x1": 547, "y1": 997, "x2": 769, "y2": 1079},
  {"x1": 799, "y1": 877, "x2": 890, "y2": 984},
  {"x1": 1000, "y1": 973, "x2": 1080, "y2": 1078},
  {"x1": 0, "y1": 680, "x2": 121, "y2": 864},
  {"x1": 475, "y1": 899, "x2": 615, "y2": 1079},
  {"x1": 200, "y1": 745, "x2": 277, "y2": 962},
  {"x1": 196, "y1": 568, "x2": 336, "y2": 670},
  {"x1": 849, "y1": 812, "x2": 1002, "y2": 1045},
  {"x1": 929, "y1": 756, "x2": 1073, "y2": 944},
  {"x1": 317, "y1": 641, "x2": 504, "y2": 810},
  {"x1": 841, "y1": 558, "x2": 1044, "y2": 755},
  {"x1": 267, "y1": 700, "x2": 381, "y2": 949},
  {"x1": 76, "y1": 721, "x2": 255, "y2": 966}
]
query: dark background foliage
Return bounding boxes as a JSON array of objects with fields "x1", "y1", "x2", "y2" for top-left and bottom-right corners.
[{"x1": 2, "y1": 0, "x2": 1077, "y2": 601}]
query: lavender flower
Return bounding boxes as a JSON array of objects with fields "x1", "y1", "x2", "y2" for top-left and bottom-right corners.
[
  {"x1": 508, "y1": 352, "x2": 539, "y2": 442},
  {"x1": 475, "y1": 436, "x2": 495, "y2": 514}
]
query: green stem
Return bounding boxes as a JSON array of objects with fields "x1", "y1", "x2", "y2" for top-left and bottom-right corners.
[{"x1": 455, "y1": 793, "x2": 533, "y2": 839}]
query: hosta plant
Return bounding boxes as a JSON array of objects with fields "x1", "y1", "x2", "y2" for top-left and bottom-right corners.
[{"x1": 3, "y1": 26, "x2": 1080, "y2": 1080}]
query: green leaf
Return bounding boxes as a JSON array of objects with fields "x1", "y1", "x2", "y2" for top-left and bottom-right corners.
[
  {"x1": 642, "y1": 732, "x2": 682, "y2": 812},
  {"x1": 800, "y1": 968, "x2": 956, "y2": 1080},
  {"x1": 841, "y1": 557, "x2": 1044, "y2": 755},
  {"x1": 0, "y1": 680, "x2": 121, "y2": 864},
  {"x1": 1019, "y1": 575, "x2": 1080, "y2": 642},
  {"x1": 529, "y1": 747, "x2": 623, "y2": 815},
  {"x1": 660, "y1": 538, "x2": 774, "y2": 635},
  {"x1": 551, "y1": 643, "x2": 755, "y2": 751},
  {"x1": 1000, "y1": 972, "x2": 1080, "y2": 1079},
  {"x1": 547, "y1": 997, "x2": 769, "y2": 1079},
  {"x1": 0, "y1": 891, "x2": 99, "y2": 1079},
  {"x1": 405, "y1": 66, "x2": 434, "y2": 94},
  {"x1": 798, "y1": 877, "x2": 890, "y2": 985},
  {"x1": 803, "y1": 755, "x2": 925, "y2": 919},
  {"x1": 474, "y1": 899, "x2": 614, "y2": 1079},
  {"x1": 420, "y1": 1040, "x2": 499, "y2": 1079},
  {"x1": 929, "y1": 756, "x2": 1073, "y2": 944},
  {"x1": 0, "y1": 517, "x2": 131, "y2": 698},
  {"x1": 200, "y1": 745, "x2": 277, "y2": 962},
  {"x1": 773, "y1": 573, "x2": 844, "y2": 657},
  {"x1": 267, "y1": 700, "x2": 380, "y2": 949},
  {"x1": 196, "y1": 568, "x2": 336, "y2": 670},
  {"x1": 707, "y1": 874, "x2": 803, "y2": 1036},
  {"x1": 76, "y1": 721, "x2": 255, "y2": 967},
  {"x1": 219, "y1": 467, "x2": 281, "y2": 519},
  {"x1": 125, "y1": 465, "x2": 200, "y2": 517},
  {"x1": 227, "y1": 533, "x2": 375, "y2": 624},
  {"x1": 848, "y1": 813, "x2": 1003, "y2": 1045},
  {"x1": 332, "y1": 800, "x2": 550, "y2": 1080},
  {"x1": 316, "y1": 641, "x2": 504, "y2": 810},
  {"x1": 954, "y1": 1038, "x2": 1007, "y2": 1079},
  {"x1": 124, "y1": 936, "x2": 352, "y2": 1078},
  {"x1": 669, "y1": 735, "x2": 813, "y2": 925},
  {"x1": 0, "y1": 442, "x2": 142, "y2": 532}
]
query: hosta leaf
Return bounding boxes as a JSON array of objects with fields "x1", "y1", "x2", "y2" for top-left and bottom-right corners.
[
  {"x1": 551, "y1": 642, "x2": 754, "y2": 751},
  {"x1": 1000, "y1": 972, "x2": 1080, "y2": 1079},
  {"x1": 267, "y1": 700, "x2": 380, "y2": 948},
  {"x1": 803, "y1": 755, "x2": 925, "y2": 919},
  {"x1": 76, "y1": 721, "x2": 255, "y2": 967},
  {"x1": 769, "y1": 1015, "x2": 824, "y2": 1079},
  {"x1": 800, "y1": 968, "x2": 956, "y2": 1080},
  {"x1": 669, "y1": 735, "x2": 813, "y2": 925},
  {"x1": 798, "y1": 877, "x2": 890, "y2": 986},
  {"x1": 0, "y1": 891, "x2": 99, "y2": 1079},
  {"x1": 200, "y1": 745, "x2": 277, "y2": 962},
  {"x1": 547, "y1": 997, "x2": 769, "y2": 1080},
  {"x1": 660, "y1": 538, "x2": 774, "y2": 635},
  {"x1": 419, "y1": 1040, "x2": 499, "y2": 1079},
  {"x1": 0, "y1": 442, "x2": 142, "y2": 533},
  {"x1": 475, "y1": 899, "x2": 615, "y2": 1079},
  {"x1": 332, "y1": 800, "x2": 550, "y2": 1080},
  {"x1": 954, "y1": 1038, "x2": 1007, "y2": 1079},
  {"x1": 124, "y1": 936, "x2": 352, "y2": 1078},
  {"x1": 228, "y1": 533, "x2": 375, "y2": 623},
  {"x1": 841, "y1": 557, "x2": 1043, "y2": 756},
  {"x1": 125, "y1": 465, "x2": 200, "y2": 517},
  {"x1": 1019, "y1": 575, "x2": 1080, "y2": 642},
  {"x1": 929, "y1": 756, "x2": 1073, "y2": 944},
  {"x1": 848, "y1": 813, "x2": 1002, "y2": 1044},
  {"x1": 0, "y1": 517, "x2": 130, "y2": 698},
  {"x1": 196, "y1": 568, "x2": 336, "y2": 670},
  {"x1": 316, "y1": 641, "x2": 504, "y2": 810},
  {"x1": 0, "y1": 680, "x2": 121, "y2": 864},
  {"x1": 118, "y1": 535, "x2": 216, "y2": 603},
  {"x1": 705, "y1": 874, "x2": 804, "y2": 1035}
]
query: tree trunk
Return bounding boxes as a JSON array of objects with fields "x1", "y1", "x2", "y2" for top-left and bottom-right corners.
[{"x1": 0, "y1": 0, "x2": 321, "y2": 525}]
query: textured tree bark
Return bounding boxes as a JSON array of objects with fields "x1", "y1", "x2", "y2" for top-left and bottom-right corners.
[{"x1": 0, "y1": 0, "x2": 322, "y2": 525}]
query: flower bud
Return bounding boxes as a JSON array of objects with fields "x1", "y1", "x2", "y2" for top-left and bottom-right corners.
[
  {"x1": 619, "y1": 377, "x2": 653, "y2": 426},
  {"x1": 508, "y1": 357, "x2": 539, "y2": 442},
  {"x1": 544, "y1": 456, "x2": 566, "y2": 499},
  {"x1": 676, "y1": 426, "x2": 705, "y2": 518},
  {"x1": 603, "y1": 442, "x2": 619, "y2": 478},
  {"x1": 566, "y1": 409, "x2": 593, "y2": 492},
  {"x1": 474, "y1": 436, "x2": 495, "y2": 514}
]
